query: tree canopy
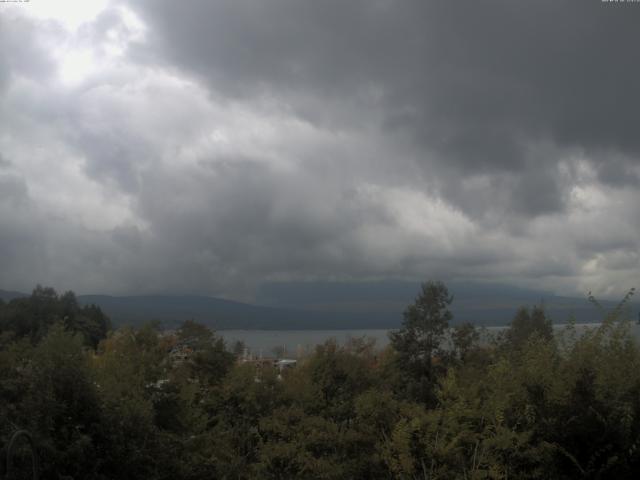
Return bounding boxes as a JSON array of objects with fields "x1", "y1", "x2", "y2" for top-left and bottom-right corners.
[
  {"x1": 0, "y1": 285, "x2": 110, "y2": 347},
  {"x1": 1, "y1": 283, "x2": 639, "y2": 479}
]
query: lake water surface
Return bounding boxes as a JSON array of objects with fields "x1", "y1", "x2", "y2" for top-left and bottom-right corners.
[{"x1": 218, "y1": 323, "x2": 640, "y2": 358}]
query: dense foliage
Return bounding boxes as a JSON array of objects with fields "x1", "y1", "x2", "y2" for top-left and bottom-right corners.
[{"x1": 0, "y1": 283, "x2": 639, "y2": 479}]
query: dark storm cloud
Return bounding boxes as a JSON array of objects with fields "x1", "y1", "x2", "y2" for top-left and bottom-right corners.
[
  {"x1": 0, "y1": 170, "x2": 46, "y2": 289},
  {"x1": 134, "y1": 1, "x2": 640, "y2": 154},
  {"x1": 137, "y1": 157, "x2": 398, "y2": 281},
  {"x1": 1, "y1": 1, "x2": 639, "y2": 299},
  {"x1": 595, "y1": 155, "x2": 640, "y2": 187},
  {"x1": 131, "y1": 0, "x2": 640, "y2": 218}
]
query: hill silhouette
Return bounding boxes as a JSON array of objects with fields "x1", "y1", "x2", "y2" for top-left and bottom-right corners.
[{"x1": 2, "y1": 283, "x2": 636, "y2": 330}]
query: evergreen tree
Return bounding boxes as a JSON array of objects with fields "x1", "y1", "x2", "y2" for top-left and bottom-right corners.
[
  {"x1": 504, "y1": 305, "x2": 552, "y2": 350},
  {"x1": 390, "y1": 280, "x2": 453, "y2": 404}
]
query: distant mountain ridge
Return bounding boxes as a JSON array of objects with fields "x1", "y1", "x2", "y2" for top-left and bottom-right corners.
[
  {"x1": 0, "y1": 289, "x2": 28, "y2": 302},
  {"x1": 2, "y1": 284, "x2": 637, "y2": 330},
  {"x1": 76, "y1": 294, "x2": 390, "y2": 330},
  {"x1": 256, "y1": 281, "x2": 639, "y2": 327}
]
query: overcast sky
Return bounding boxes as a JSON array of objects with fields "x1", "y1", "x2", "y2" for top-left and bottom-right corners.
[{"x1": 1, "y1": 0, "x2": 639, "y2": 300}]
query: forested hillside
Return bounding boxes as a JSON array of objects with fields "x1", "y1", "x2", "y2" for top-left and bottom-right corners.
[{"x1": 1, "y1": 283, "x2": 639, "y2": 479}]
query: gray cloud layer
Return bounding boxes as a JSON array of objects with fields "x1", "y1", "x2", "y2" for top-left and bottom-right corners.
[{"x1": 0, "y1": 1, "x2": 638, "y2": 299}]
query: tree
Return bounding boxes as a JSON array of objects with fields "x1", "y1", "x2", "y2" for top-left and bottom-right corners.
[
  {"x1": 504, "y1": 305, "x2": 552, "y2": 350},
  {"x1": 25, "y1": 324, "x2": 103, "y2": 479},
  {"x1": 389, "y1": 280, "x2": 453, "y2": 404},
  {"x1": 0, "y1": 286, "x2": 110, "y2": 348},
  {"x1": 451, "y1": 322, "x2": 480, "y2": 362},
  {"x1": 175, "y1": 320, "x2": 235, "y2": 387},
  {"x1": 231, "y1": 339, "x2": 246, "y2": 357},
  {"x1": 176, "y1": 319, "x2": 214, "y2": 347}
]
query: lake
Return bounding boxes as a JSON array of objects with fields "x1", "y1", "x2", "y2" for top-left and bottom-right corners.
[
  {"x1": 218, "y1": 329, "x2": 392, "y2": 357},
  {"x1": 218, "y1": 322, "x2": 640, "y2": 358}
]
